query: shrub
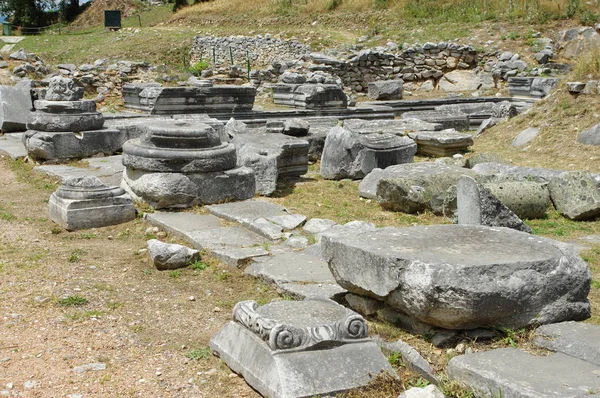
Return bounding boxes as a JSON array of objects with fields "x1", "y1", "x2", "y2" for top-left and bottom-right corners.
[{"x1": 188, "y1": 60, "x2": 210, "y2": 77}]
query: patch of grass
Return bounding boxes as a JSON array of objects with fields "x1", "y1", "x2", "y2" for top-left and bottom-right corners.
[
  {"x1": 168, "y1": 270, "x2": 182, "y2": 279},
  {"x1": 57, "y1": 295, "x2": 89, "y2": 306},
  {"x1": 386, "y1": 351, "x2": 403, "y2": 367},
  {"x1": 68, "y1": 248, "x2": 85, "y2": 263},
  {"x1": 188, "y1": 60, "x2": 210, "y2": 76},
  {"x1": 0, "y1": 207, "x2": 16, "y2": 221},
  {"x1": 143, "y1": 269, "x2": 153, "y2": 275},
  {"x1": 79, "y1": 232, "x2": 98, "y2": 239},
  {"x1": 527, "y1": 211, "x2": 600, "y2": 240},
  {"x1": 107, "y1": 301, "x2": 122, "y2": 310},
  {"x1": 190, "y1": 260, "x2": 209, "y2": 271},
  {"x1": 186, "y1": 347, "x2": 212, "y2": 361},
  {"x1": 213, "y1": 268, "x2": 230, "y2": 281}
]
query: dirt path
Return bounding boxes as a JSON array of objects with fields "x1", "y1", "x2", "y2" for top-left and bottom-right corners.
[{"x1": 0, "y1": 157, "x2": 271, "y2": 397}]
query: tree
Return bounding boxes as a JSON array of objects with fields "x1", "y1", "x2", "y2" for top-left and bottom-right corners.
[
  {"x1": 59, "y1": 0, "x2": 79, "y2": 22},
  {"x1": 0, "y1": 0, "x2": 52, "y2": 27}
]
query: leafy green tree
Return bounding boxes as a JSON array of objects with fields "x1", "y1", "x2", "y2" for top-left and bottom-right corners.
[{"x1": 0, "y1": 0, "x2": 51, "y2": 27}]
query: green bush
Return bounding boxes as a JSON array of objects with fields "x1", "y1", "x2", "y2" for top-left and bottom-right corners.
[{"x1": 188, "y1": 60, "x2": 210, "y2": 77}]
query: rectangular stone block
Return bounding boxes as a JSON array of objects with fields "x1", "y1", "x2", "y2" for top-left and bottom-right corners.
[{"x1": 49, "y1": 193, "x2": 136, "y2": 231}]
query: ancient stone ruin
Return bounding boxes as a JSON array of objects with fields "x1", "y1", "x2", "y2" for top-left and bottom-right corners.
[
  {"x1": 22, "y1": 76, "x2": 123, "y2": 161},
  {"x1": 120, "y1": 119, "x2": 255, "y2": 208},
  {"x1": 49, "y1": 176, "x2": 135, "y2": 231},
  {"x1": 210, "y1": 299, "x2": 394, "y2": 398}
]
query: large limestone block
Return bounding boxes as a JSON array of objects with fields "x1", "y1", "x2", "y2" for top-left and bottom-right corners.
[
  {"x1": 457, "y1": 175, "x2": 532, "y2": 233},
  {"x1": 548, "y1": 171, "x2": 600, "y2": 220},
  {"x1": 448, "y1": 348, "x2": 600, "y2": 397},
  {"x1": 322, "y1": 225, "x2": 591, "y2": 329},
  {"x1": 375, "y1": 162, "x2": 480, "y2": 214},
  {"x1": 367, "y1": 80, "x2": 403, "y2": 100},
  {"x1": 320, "y1": 125, "x2": 416, "y2": 180},
  {"x1": 49, "y1": 176, "x2": 135, "y2": 231},
  {"x1": 578, "y1": 123, "x2": 600, "y2": 146},
  {"x1": 23, "y1": 128, "x2": 126, "y2": 161},
  {"x1": 121, "y1": 166, "x2": 255, "y2": 209},
  {"x1": 438, "y1": 70, "x2": 493, "y2": 92},
  {"x1": 0, "y1": 79, "x2": 33, "y2": 133},
  {"x1": 408, "y1": 129, "x2": 474, "y2": 157},
  {"x1": 534, "y1": 321, "x2": 600, "y2": 366},
  {"x1": 210, "y1": 299, "x2": 395, "y2": 398},
  {"x1": 484, "y1": 180, "x2": 550, "y2": 219}
]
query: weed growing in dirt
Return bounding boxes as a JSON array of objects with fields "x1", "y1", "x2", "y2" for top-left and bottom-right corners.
[
  {"x1": 386, "y1": 351, "x2": 403, "y2": 367},
  {"x1": 0, "y1": 207, "x2": 16, "y2": 221},
  {"x1": 79, "y1": 232, "x2": 98, "y2": 239},
  {"x1": 186, "y1": 347, "x2": 212, "y2": 361},
  {"x1": 107, "y1": 301, "x2": 122, "y2": 310},
  {"x1": 213, "y1": 269, "x2": 230, "y2": 281},
  {"x1": 168, "y1": 270, "x2": 182, "y2": 279},
  {"x1": 190, "y1": 260, "x2": 209, "y2": 271},
  {"x1": 68, "y1": 248, "x2": 85, "y2": 263},
  {"x1": 57, "y1": 295, "x2": 89, "y2": 306}
]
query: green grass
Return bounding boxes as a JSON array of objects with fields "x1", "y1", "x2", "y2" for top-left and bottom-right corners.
[
  {"x1": 68, "y1": 248, "x2": 85, "y2": 263},
  {"x1": 168, "y1": 270, "x2": 182, "y2": 278},
  {"x1": 527, "y1": 210, "x2": 600, "y2": 240},
  {"x1": 190, "y1": 260, "x2": 209, "y2": 271},
  {"x1": 185, "y1": 347, "x2": 212, "y2": 361},
  {"x1": 57, "y1": 295, "x2": 89, "y2": 306}
]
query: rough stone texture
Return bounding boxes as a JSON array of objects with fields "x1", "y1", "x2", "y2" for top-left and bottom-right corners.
[
  {"x1": 272, "y1": 83, "x2": 348, "y2": 109},
  {"x1": 447, "y1": 348, "x2": 600, "y2": 398},
  {"x1": 465, "y1": 153, "x2": 504, "y2": 169},
  {"x1": 121, "y1": 167, "x2": 255, "y2": 209},
  {"x1": 408, "y1": 129, "x2": 474, "y2": 157},
  {"x1": 484, "y1": 180, "x2": 551, "y2": 219},
  {"x1": 303, "y1": 218, "x2": 337, "y2": 234},
  {"x1": 282, "y1": 118, "x2": 309, "y2": 137},
  {"x1": 558, "y1": 27, "x2": 600, "y2": 59},
  {"x1": 438, "y1": 70, "x2": 493, "y2": 92},
  {"x1": 230, "y1": 121, "x2": 309, "y2": 195},
  {"x1": 0, "y1": 79, "x2": 33, "y2": 133},
  {"x1": 512, "y1": 127, "x2": 540, "y2": 147},
  {"x1": 45, "y1": 76, "x2": 84, "y2": 101},
  {"x1": 345, "y1": 293, "x2": 384, "y2": 316},
  {"x1": 567, "y1": 81, "x2": 586, "y2": 94},
  {"x1": 471, "y1": 162, "x2": 600, "y2": 184},
  {"x1": 28, "y1": 100, "x2": 104, "y2": 132},
  {"x1": 210, "y1": 299, "x2": 395, "y2": 398},
  {"x1": 577, "y1": 123, "x2": 600, "y2": 146},
  {"x1": 534, "y1": 321, "x2": 600, "y2": 366},
  {"x1": 146, "y1": 239, "x2": 200, "y2": 271},
  {"x1": 457, "y1": 175, "x2": 532, "y2": 233},
  {"x1": 322, "y1": 224, "x2": 591, "y2": 329},
  {"x1": 206, "y1": 200, "x2": 297, "y2": 241},
  {"x1": 375, "y1": 162, "x2": 480, "y2": 215},
  {"x1": 121, "y1": 120, "x2": 255, "y2": 208},
  {"x1": 400, "y1": 110, "x2": 470, "y2": 131},
  {"x1": 367, "y1": 80, "x2": 403, "y2": 100},
  {"x1": 375, "y1": 337, "x2": 438, "y2": 385},
  {"x1": 23, "y1": 129, "x2": 125, "y2": 161},
  {"x1": 548, "y1": 171, "x2": 600, "y2": 221},
  {"x1": 0, "y1": 132, "x2": 27, "y2": 160},
  {"x1": 398, "y1": 385, "x2": 444, "y2": 398},
  {"x1": 358, "y1": 168, "x2": 385, "y2": 199},
  {"x1": 125, "y1": 84, "x2": 256, "y2": 114},
  {"x1": 49, "y1": 176, "x2": 135, "y2": 231},
  {"x1": 320, "y1": 125, "x2": 416, "y2": 180}
]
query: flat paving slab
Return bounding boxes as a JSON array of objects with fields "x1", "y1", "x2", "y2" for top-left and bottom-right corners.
[
  {"x1": 535, "y1": 321, "x2": 600, "y2": 366},
  {"x1": 246, "y1": 251, "x2": 337, "y2": 285},
  {"x1": 36, "y1": 155, "x2": 125, "y2": 186},
  {"x1": 145, "y1": 212, "x2": 269, "y2": 267},
  {"x1": 206, "y1": 200, "x2": 298, "y2": 241},
  {"x1": 448, "y1": 348, "x2": 600, "y2": 398},
  {"x1": 0, "y1": 133, "x2": 26, "y2": 160}
]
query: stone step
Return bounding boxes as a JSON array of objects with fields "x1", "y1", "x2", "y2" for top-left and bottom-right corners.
[
  {"x1": 206, "y1": 200, "x2": 306, "y2": 241},
  {"x1": 145, "y1": 212, "x2": 269, "y2": 268},
  {"x1": 534, "y1": 321, "x2": 600, "y2": 366},
  {"x1": 246, "y1": 248, "x2": 346, "y2": 300},
  {"x1": 0, "y1": 133, "x2": 27, "y2": 160},
  {"x1": 448, "y1": 348, "x2": 600, "y2": 398}
]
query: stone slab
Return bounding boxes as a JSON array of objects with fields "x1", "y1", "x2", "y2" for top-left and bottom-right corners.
[
  {"x1": 322, "y1": 224, "x2": 591, "y2": 330},
  {"x1": 447, "y1": 348, "x2": 600, "y2": 398},
  {"x1": 245, "y1": 251, "x2": 337, "y2": 285},
  {"x1": 277, "y1": 283, "x2": 347, "y2": 300},
  {"x1": 145, "y1": 212, "x2": 224, "y2": 236},
  {"x1": 535, "y1": 321, "x2": 600, "y2": 366},
  {"x1": 206, "y1": 200, "x2": 297, "y2": 241},
  {"x1": 0, "y1": 132, "x2": 27, "y2": 160},
  {"x1": 35, "y1": 162, "x2": 123, "y2": 186}
]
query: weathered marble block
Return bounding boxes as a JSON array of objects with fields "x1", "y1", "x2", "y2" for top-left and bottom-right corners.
[
  {"x1": 210, "y1": 299, "x2": 395, "y2": 398},
  {"x1": 272, "y1": 83, "x2": 348, "y2": 109},
  {"x1": 322, "y1": 225, "x2": 591, "y2": 330},
  {"x1": 121, "y1": 120, "x2": 255, "y2": 208},
  {"x1": 49, "y1": 176, "x2": 135, "y2": 231},
  {"x1": 408, "y1": 129, "x2": 474, "y2": 157}
]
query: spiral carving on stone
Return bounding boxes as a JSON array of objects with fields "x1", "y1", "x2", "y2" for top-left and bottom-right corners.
[
  {"x1": 344, "y1": 314, "x2": 368, "y2": 339},
  {"x1": 268, "y1": 324, "x2": 304, "y2": 350}
]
